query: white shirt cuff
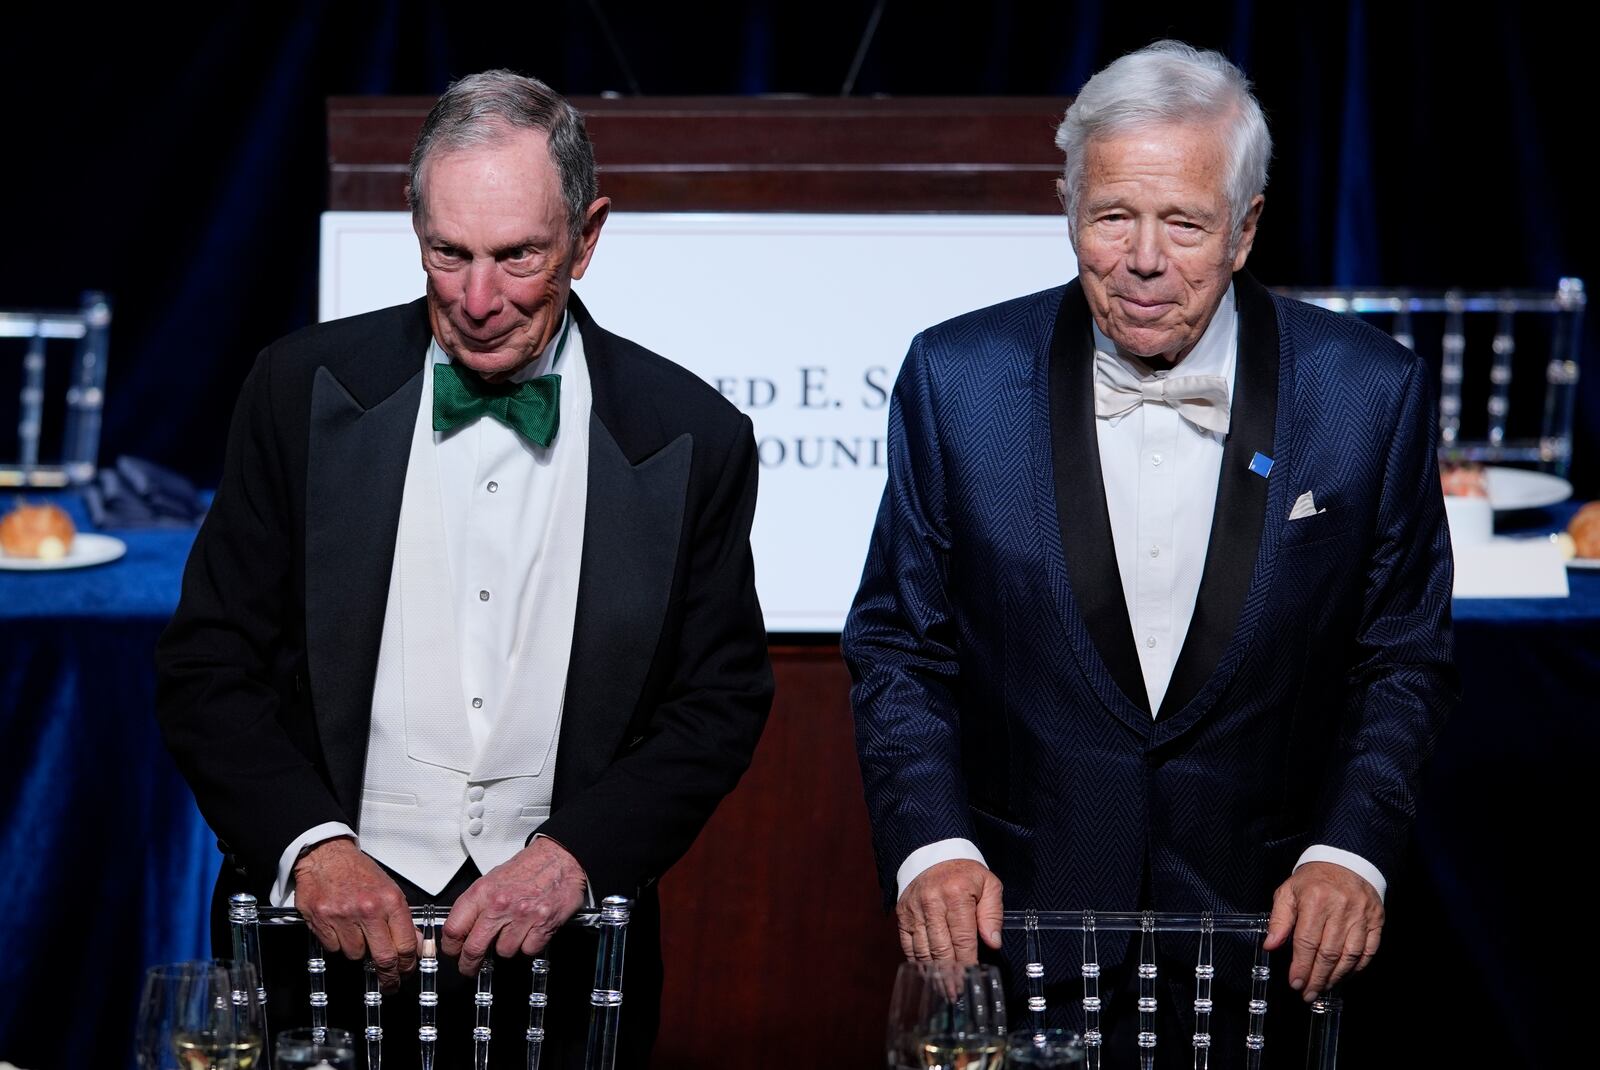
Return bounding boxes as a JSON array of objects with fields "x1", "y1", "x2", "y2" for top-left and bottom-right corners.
[
  {"x1": 897, "y1": 838, "x2": 987, "y2": 900},
  {"x1": 1295, "y1": 844, "x2": 1387, "y2": 902},
  {"x1": 271, "y1": 822, "x2": 358, "y2": 908}
]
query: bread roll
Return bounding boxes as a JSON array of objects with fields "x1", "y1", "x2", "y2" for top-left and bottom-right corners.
[
  {"x1": 0, "y1": 502, "x2": 76, "y2": 559},
  {"x1": 1569, "y1": 502, "x2": 1600, "y2": 559}
]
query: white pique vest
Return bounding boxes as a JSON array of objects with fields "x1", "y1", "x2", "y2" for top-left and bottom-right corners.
[{"x1": 358, "y1": 354, "x2": 590, "y2": 895}]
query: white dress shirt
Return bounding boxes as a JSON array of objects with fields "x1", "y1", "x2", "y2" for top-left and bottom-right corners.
[
  {"x1": 897, "y1": 285, "x2": 1387, "y2": 901},
  {"x1": 1095, "y1": 286, "x2": 1236, "y2": 713},
  {"x1": 272, "y1": 314, "x2": 589, "y2": 905},
  {"x1": 438, "y1": 317, "x2": 581, "y2": 755}
]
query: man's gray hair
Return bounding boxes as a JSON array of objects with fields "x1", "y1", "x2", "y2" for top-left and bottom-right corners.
[
  {"x1": 407, "y1": 69, "x2": 598, "y2": 246},
  {"x1": 1055, "y1": 40, "x2": 1271, "y2": 250}
]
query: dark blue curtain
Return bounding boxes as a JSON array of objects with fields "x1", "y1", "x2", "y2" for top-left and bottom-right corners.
[{"x1": 1, "y1": 0, "x2": 1592, "y2": 493}]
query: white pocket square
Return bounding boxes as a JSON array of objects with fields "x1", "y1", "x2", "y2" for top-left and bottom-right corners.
[{"x1": 1288, "y1": 490, "x2": 1325, "y2": 520}]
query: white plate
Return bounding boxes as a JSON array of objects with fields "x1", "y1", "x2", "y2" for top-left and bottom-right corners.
[
  {"x1": 0, "y1": 532, "x2": 127, "y2": 570},
  {"x1": 1568, "y1": 557, "x2": 1600, "y2": 571},
  {"x1": 1485, "y1": 466, "x2": 1573, "y2": 511}
]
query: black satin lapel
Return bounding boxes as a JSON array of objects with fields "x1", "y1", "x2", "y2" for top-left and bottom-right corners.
[
  {"x1": 1157, "y1": 272, "x2": 1280, "y2": 721},
  {"x1": 552, "y1": 415, "x2": 692, "y2": 807},
  {"x1": 305, "y1": 365, "x2": 423, "y2": 820},
  {"x1": 1050, "y1": 281, "x2": 1152, "y2": 718}
]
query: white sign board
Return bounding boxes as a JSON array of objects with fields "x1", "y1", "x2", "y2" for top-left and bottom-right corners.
[{"x1": 321, "y1": 211, "x2": 1077, "y2": 631}]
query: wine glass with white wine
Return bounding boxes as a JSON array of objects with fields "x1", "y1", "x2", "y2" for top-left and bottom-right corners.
[
  {"x1": 886, "y1": 961, "x2": 1007, "y2": 1070},
  {"x1": 136, "y1": 960, "x2": 265, "y2": 1070}
]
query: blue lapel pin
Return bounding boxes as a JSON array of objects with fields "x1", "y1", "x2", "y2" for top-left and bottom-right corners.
[{"x1": 1248, "y1": 452, "x2": 1274, "y2": 478}]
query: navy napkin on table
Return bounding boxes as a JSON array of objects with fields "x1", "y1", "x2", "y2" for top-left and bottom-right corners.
[{"x1": 82, "y1": 456, "x2": 206, "y2": 529}]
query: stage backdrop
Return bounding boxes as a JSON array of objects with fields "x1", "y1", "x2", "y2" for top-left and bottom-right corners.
[{"x1": 320, "y1": 210, "x2": 1077, "y2": 631}]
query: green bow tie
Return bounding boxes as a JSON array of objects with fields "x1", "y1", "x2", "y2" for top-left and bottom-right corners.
[{"x1": 433, "y1": 361, "x2": 561, "y2": 447}]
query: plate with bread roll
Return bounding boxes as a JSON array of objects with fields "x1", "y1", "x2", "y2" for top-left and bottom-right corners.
[
  {"x1": 1441, "y1": 460, "x2": 1573, "y2": 512},
  {"x1": 1555, "y1": 502, "x2": 1600, "y2": 571},
  {"x1": 0, "y1": 500, "x2": 125, "y2": 570}
]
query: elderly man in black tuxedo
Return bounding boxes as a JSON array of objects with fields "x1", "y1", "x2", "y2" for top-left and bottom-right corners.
[{"x1": 158, "y1": 70, "x2": 772, "y2": 1065}]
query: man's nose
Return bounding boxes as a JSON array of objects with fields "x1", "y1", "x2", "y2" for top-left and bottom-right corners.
[
  {"x1": 1126, "y1": 220, "x2": 1166, "y2": 278},
  {"x1": 462, "y1": 260, "x2": 501, "y2": 320}
]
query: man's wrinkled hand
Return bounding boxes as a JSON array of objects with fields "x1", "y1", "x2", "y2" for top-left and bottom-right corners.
[
  {"x1": 441, "y1": 837, "x2": 588, "y2": 975},
  {"x1": 896, "y1": 859, "x2": 1005, "y2": 965},
  {"x1": 1264, "y1": 861, "x2": 1384, "y2": 1001},
  {"x1": 292, "y1": 837, "x2": 418, "y2": 992}
]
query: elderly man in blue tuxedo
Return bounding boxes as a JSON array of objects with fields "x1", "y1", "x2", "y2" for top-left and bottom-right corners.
[{"x1": 845, "y1": 40, "x2": 1454, "y2": 1057}]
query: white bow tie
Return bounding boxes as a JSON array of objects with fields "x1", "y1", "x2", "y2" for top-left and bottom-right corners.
[{"x1": 1093, "y1": 349, "x2": 1231, "y2": 434}]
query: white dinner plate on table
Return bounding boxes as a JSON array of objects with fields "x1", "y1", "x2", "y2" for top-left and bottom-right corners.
[
  {"x1": 1485, "y1": 466, "x2": 1573, "y2": 511},
  {"x1": 0, "y1": 532, "x2": 127, "y2": 570}
]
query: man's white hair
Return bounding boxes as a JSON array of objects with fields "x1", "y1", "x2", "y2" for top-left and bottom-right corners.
[{"x1": 1056, "y1": 40, "x2": 1272, "y2": 251}]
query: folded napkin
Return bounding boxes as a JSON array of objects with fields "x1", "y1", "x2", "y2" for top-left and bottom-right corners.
[{"x1": 83, "y1": 456, "x2": 206, "y2": 529}]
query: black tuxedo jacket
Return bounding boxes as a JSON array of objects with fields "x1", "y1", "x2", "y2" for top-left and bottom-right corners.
[{"x1": 157, "y1": 293, "x2": 773, "y2": 914}]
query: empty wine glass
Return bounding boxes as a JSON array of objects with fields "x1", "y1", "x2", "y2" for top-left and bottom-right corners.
[
  {"x1": 886, "y1": 961, "x2": 1007, "y2": 1070},
  {"x1": 274, "y1": 1028, "x2": 356, "y2": 1070},
  {"x1": 1007, "y1": 1028, "x2": 1086, "y2": 1068}
]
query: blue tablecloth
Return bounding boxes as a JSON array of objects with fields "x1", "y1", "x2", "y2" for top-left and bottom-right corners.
[
  {"x1": 0, "y1": 495, "x2": 215, "y2": 1070},
  {"x1": 0, "y1": 493, "x2": 1593, "y2": 1067},
  {"x1": 1380, "y1": 501, "x2": 1597, "y2": 1065}
]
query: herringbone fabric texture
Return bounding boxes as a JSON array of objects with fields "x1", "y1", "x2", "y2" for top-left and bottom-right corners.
[{"x1": 844, "y1": 278, "x2": 1457, "y2": 993}]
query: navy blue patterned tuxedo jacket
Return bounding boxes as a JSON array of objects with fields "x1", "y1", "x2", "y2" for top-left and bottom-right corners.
[{"x1": 844, "y1": 272, "x2": 1456, "y2": 931}]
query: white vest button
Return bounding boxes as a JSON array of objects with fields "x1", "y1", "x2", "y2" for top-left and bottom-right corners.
[{"x1": 467, "y1": 818, "x2": 484, "y2": 836}]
